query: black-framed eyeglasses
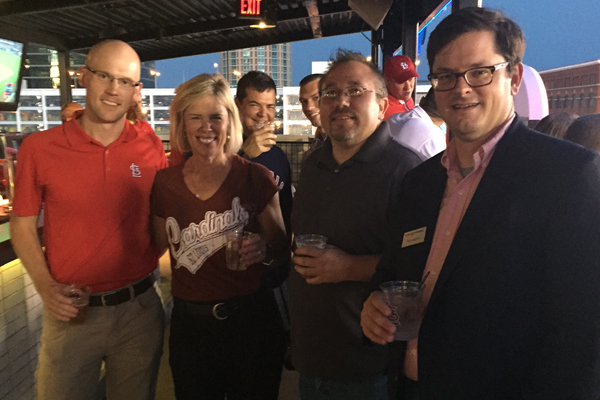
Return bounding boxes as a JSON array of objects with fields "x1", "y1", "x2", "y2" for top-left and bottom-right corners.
[
  {"x1": 427, "y1": 62, "x2": 510, "y2": 91},
  {"x1": 320, "y1": 86, "x2": 375, "y2": 100},
  {"x1": 84, "y1": 66, "x2": 141, "y2": 90}
]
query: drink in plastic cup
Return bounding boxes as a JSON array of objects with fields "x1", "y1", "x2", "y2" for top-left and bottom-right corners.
[
  {"x1": 62, "y1": 284, "x2": 91, "y2": 324},
  {"x1": 379, "y1": 281, "x2": 424, "y2": 341},
  {"x1": 295, "y1": 234, "x2": 327, "y2": 249},
  {"x1": 225, "y1": 230, "x2": 254, "y2": 270},
  {"x1": 254, "y1": 121, "x2": 275, "y2": 131}
]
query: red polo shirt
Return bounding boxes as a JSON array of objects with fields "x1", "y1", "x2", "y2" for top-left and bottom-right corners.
[
  {"x1": 384, "y1": 95, "x2": 415, "y2": 120},
  {"x1": 13, "y1": 117, "x2": 167, "y2": 292}
]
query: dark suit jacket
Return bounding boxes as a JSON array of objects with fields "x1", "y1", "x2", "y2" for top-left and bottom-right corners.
[{"x1": 375, "y1": 118, "x2": 600, "y2": 400}]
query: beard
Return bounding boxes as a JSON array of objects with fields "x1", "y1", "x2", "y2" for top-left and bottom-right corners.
[{"x1": 326, "y1": 107, "x2": 358, "y2": 143}]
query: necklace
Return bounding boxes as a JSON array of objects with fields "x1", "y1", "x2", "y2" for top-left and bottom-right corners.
[{"x1": 184, "y1": 157, "x2": 230, "y2": 200}]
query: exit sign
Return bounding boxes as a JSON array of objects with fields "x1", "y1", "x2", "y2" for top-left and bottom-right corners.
[{"x1": 239, "y1": 0, "x2": 262, "y2": 16}]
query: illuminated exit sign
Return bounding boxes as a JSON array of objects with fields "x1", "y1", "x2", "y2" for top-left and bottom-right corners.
[{"x1": 239, "y1": 0, "x2": 262, "y2": 16}]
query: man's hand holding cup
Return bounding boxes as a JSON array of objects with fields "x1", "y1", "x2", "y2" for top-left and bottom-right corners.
[{"x1": 241, "y1": 121, "x2": 277, "y2": 159}]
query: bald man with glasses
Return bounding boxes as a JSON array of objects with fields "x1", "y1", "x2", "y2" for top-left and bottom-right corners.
[{"x1": 11, "y1": 39, "x2": 167, "y2": 400}]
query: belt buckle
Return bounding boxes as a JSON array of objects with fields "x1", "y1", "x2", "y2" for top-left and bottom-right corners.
[
  {"x1": 100, "y1": 293, "x2": 111, "y2": 307},
  {"x1": 212, "y1": 303, "x2": 228, "y2": 320},
  {"x1": 128, "y1": 284, "x2": 135, "y2": 301}
]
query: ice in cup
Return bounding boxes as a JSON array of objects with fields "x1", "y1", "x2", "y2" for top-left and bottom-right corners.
[
  {"x1": 254, "y1": 121, "x2": 275, "y2": 131},
  {"x1": 295, "y1": 234, "x2": 327, "y2": 249},
  {"x1": 379, "y1": 281, "x2": 424, "y2": 341},
  {"x1": 62, "y1": 284, "x2": 91, "y2": 324},
  {"x1": 225, "y1": 230, "x2": 254, "y2": 271}
]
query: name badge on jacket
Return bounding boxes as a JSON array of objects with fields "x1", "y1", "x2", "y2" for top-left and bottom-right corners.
[{"x1": 402, "y1": 227, "x2": 426, "y2": 248}]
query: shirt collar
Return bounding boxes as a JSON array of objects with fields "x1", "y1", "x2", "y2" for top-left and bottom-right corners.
[
  {"x1": 442, "y1": 113, "x2": 516, "y2": 177},
  {"x1": 388, "y1": 95, "x2": 402, "y2": 106},
  {"x1": 317, "y1": 121, "x2": 392, "y2": 169},
  {"x1": 65, "y1": 112, "x2": 137, "y2": 147},
  {"x1": 315, "y1": 127, "x2": 326, "y2": 142}
]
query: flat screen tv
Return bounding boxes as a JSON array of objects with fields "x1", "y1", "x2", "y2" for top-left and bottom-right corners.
[{"x1": 0, "y1": 38, "x2": 24, "y2": 112}]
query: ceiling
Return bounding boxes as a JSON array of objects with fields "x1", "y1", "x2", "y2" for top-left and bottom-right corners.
[{"x1": 0, "y1": 0, "x2": 374, "y2": 61}]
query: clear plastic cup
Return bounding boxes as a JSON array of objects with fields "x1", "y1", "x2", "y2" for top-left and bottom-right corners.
[
  {"x1": 62, "y1": 284, "x2": 91, "y2": 324},
  {"x1": 225, "y1": 230, "x2": 254, "y2": 270},
  {"x1": 295, "y1": 234, "x2": 327, "y2": 249},
  {"x1": 379, "y1": 280, "x2": 424, "y2": 341}
]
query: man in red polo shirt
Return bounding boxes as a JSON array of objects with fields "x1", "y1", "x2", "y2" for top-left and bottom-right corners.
[
  {"x1": 383, "y1": 55, "x2": 419, "y2": 120},
  {"x1": 10, "y1": 40, "x2": 167, "y2": 400}
]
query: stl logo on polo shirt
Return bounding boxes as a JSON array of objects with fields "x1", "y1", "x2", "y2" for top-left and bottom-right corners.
[{"x1": 130, "y1": 163, "x2": 142, "y2": 178}]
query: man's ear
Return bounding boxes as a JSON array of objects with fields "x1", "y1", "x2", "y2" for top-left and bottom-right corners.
[
  {"x1": 510, "y1": 63, "x2": 524, "y2": 96},
  {"x1": 135, "y1": 83, "x2": 143, "y2": 101},
  {"x1": 235, "y1": 97, "x2": 241, "y2": 109},
  {"x1": 378, "y1": 96, "x2": 389, "y2": 120},
  {"x1": 77, "y1": 66, "x2": 87, "y2": 88}
]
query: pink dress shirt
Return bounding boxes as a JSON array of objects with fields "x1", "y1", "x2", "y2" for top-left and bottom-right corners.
[{"x1": 403, "y1": 114, "x2": 516, "y2": 381}]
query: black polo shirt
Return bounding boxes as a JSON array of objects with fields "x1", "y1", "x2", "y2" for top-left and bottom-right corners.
[{"x1": 289, "y1": 121, "x2": 421, "y2": 380}]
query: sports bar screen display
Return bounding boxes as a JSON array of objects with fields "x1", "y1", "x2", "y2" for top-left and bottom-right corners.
[{"x1": 0, "y1": 38, "x2": 24, "y2": 111}]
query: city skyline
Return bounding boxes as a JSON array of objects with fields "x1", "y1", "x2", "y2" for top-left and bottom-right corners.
[{"x1": 156, "y1": 0, "x2": 599, "y2": 88}]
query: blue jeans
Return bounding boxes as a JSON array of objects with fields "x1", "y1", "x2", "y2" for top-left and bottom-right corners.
[{"x1": 299, "y1": 373, "x2": 388, "y2": 400}]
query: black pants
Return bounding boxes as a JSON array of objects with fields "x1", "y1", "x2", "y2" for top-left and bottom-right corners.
[
  {"x1": 388, "y1": 341, "x2": 419, "y2": 400},
  {"x1": 169, "y1": 289, "x2": 286, "y2": 400}
]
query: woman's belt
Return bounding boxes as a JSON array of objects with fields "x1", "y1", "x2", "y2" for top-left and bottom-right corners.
[{"x1": 173, "y1": 289, "x2": 269, "y2": 320}]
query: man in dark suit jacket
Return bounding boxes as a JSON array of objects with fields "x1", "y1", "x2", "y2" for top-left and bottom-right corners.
[{"x1": 361, "y1": 7, "x2": 600, "y2": 400}]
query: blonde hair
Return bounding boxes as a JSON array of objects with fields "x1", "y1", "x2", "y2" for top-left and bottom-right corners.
[{"x1": 169, "y1": 73, "x2": 242, "y2": 156}]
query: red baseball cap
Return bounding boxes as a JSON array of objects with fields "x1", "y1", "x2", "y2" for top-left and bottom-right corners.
[{"x1": 384, "y1": 55, "x2": 420, "y2": 83}]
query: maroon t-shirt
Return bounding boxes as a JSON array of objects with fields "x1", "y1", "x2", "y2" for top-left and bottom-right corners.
[{"x1": 151, "y1": 155, "x2": 278, "y2": 301}]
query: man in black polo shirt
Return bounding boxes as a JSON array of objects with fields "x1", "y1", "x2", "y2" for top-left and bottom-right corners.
[{"x1": 289, "y1": 49, "x2": 421, "y2": 400}]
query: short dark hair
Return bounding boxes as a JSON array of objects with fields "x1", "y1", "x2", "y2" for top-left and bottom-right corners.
[
  {"x1": 535, "y1": 112, "x2": 578, "y2": 139},
  {"x1": 419, "y1": 88, "x2": 441, "y2": 121},
  {"x1": 564, "y1": 114, "x2": 600, "y2": 152},
  {"x1": 321, "y1": 49, "x2": 387, "y2": 99},
  {"x1": 427, "y1": 7, "x2": 525, "y2": 73},
  {"x1": 236, "y1": 71, "x2": 276, "y2": 102},
  {"x1": 299, "y1": 73, "x2": 324, "y2": 87}
]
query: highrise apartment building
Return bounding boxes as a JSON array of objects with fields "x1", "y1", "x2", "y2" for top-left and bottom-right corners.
[{"x1": 219, "y1": 44, "x2": 292, "y2": 87}]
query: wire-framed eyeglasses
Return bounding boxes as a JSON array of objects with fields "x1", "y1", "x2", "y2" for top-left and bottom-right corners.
[
  {"x1": 84, "y1": 66, "x2": 141, "y2": 90},
  {"x1": 427, "y1": 62, "x2": 510, "y2": 91},
  {"x1": 320, "y1": 86, "x2": 375, "y2": 100}
]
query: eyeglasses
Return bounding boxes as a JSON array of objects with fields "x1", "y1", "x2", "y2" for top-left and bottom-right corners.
[
  {"x1": 320, "y1": 86, "x2": 375, "y2": 101},
  {"x1": 84, "y1": 66, "x2": 141, "y2": 90},
  {"x1": 427, "y1": 62, "x2": 510, "y2": 91}
]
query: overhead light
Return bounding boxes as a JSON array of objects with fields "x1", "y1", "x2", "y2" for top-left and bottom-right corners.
[{"x1": 250, "y1": 20, "x2": 276, "y2": 29}]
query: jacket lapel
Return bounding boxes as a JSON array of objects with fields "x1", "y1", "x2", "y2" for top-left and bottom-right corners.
[{"x1": 398, "y1": 155, "x2": 447, "y2": 281}]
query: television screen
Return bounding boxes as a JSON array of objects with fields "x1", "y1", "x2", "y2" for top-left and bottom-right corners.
[{"x1": 0, "y1": 38, "x2": 24, "y2": 111}]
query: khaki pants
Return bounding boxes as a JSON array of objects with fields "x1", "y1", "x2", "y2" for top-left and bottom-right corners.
[{"x1": 36, "y1": 286, "x2": 165, "y2": 400}]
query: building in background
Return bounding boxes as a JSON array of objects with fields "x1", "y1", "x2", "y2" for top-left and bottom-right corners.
[
  {"x1": 219, "y1": 44, "x2": 292, "y2": 88},
  {"x1": 22, "y1": 44, "x2": 158, "y2": 90},
  {"x1": 540, "y1": 60, "x2": 600, "y2": 116},
  {"x1": 1, "y1": 84, "x2": 432, "y2": 138}
]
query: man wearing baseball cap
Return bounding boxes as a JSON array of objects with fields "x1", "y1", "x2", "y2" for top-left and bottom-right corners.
[{"x1": 383, "y1": 55, "x2": 419, "y2": 120}]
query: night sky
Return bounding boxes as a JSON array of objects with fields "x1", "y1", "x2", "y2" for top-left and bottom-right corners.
[{"x1": 155, "y1": 0, "x2": 600, "y2": 88}]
